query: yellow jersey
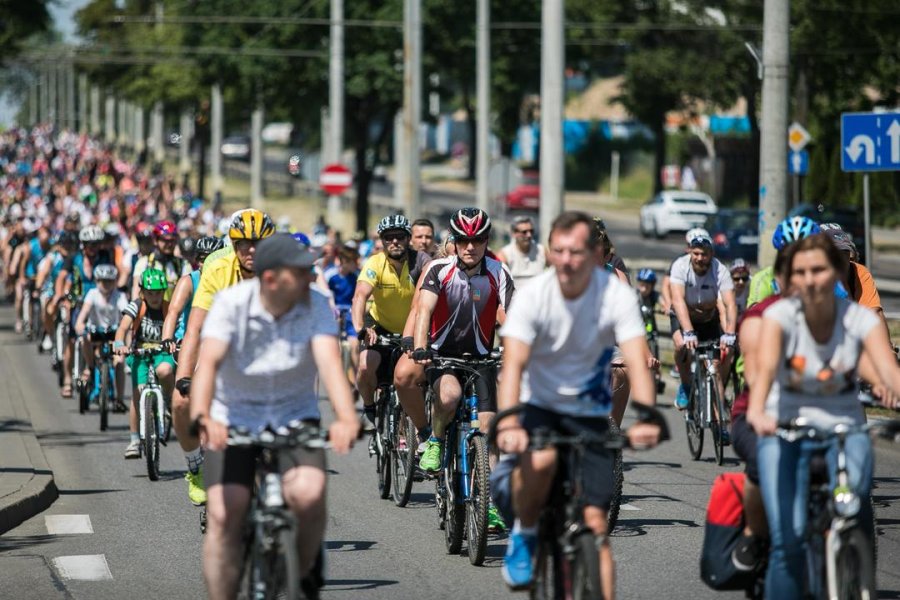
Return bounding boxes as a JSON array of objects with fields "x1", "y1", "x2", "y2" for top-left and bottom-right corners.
[
  {"x1": 192, "y1": 249, "x2": 244, "y2": 311},
  {"x1": 358, "y1": 251, "x2": 422, "y2": 334}
]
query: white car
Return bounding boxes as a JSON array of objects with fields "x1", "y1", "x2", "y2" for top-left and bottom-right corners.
[{"x1": 639, "y1": 191, "x2": 718, "y2": 239}]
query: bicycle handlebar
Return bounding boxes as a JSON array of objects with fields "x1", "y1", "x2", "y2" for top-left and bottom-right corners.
[
  {"x1": 775, "y1": 417, "x2": 900, "y2": 443},
  {"x1": 225, "y1": 421, "x2": 330, "y2": 450},
  {"x1": 129, "y1": 344, "x2": 168, "y2": 358}
]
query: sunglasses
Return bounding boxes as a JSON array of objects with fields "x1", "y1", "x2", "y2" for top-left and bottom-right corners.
[
  {"x1": 456, "y1": 235, "x2": 489, "y2": 245},
  {"x1": 514, "y1": 228, "x2": 534, "y2": 235},
  {"x1": 233, "y1": 239, "x2": 259, "y2": 251},
  {"x1": 381, "y1": 232, "x2": 409, "y2": 243},
  {"x1": 732, "y1": 276, "x2": 749, "y2": 282}
]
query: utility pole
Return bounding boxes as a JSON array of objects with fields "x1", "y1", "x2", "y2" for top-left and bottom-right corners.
[
  {"x1": 48, "y1": 65, "x2": 57, "y2": 124},
  {"x1": 57, "y1": 64, "x2": 66, "y2": 128},
  {"x1": 29, "y1": 76, "x2": 38, "y2": 126},
  {"x1": 475, "y1": 0, "x2": 490, "y2": 212},
  {"x1": 90, "y1": 86, "x2": 101, "y2": 136},
  {"x1": 539, "y1": 0, "x2": 565, "y2": 239},
  {"x1": 401, "y1": 0, "x2": 422, "y2": 218},
  {"x1": 78, "y1": 74, "x2": 88, "y2": 133},
  {"x1": 66, "y1": 62, "x2": 76, "y2": 130},
  {"x1": 135, "y1": 105, "x2": 145, "y2": 155},
  {"x1": 179, "y1": 110, "x2": 192, "y2": 183},
  {"x1": 210, "y1": 83, "x2": 223, "y2": 201},
  {"x1": 327, "y1": 0, "x2": 345, "y2": 225},
  {"x1": 152, "y1": 102, "x2": 164, "y2": 164},
  {"x1": 757, "y1": 0, "x2": 790, "y2": 268},
  {"x1": 39, "y1": 65, "x2": 48, "y2": 124},
  {"x1": 105, "y1": 94, "x2": 115, "y2": 144},
  {"x1": 250, "y1": 103, "x2": 264, "y2": 208}
]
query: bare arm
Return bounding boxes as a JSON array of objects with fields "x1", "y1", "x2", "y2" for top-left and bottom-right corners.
[
  {"x1": 402, "y1": 267, "x2": 431, "y2": 338},
  {"x1": 720, "y1": 289, "x2": 737, "y2": 334},
  {"x1": 189, "y1": 337, "x2": 229, "y2": 451},
  {"x1": 862, "y1": 323, "x2": 900, "y2": 403},
  {"x1": 162, "y1": 275, "x2": 192, "y2": 341},
  {"x1": 74, "y1": 299, "x2": 92, "y2": 335},
  {"x1": 311, "y1": 336, "x2": 360, "y2": 453},
  {"x1": 671, "y1": 283, "x2": 694, "y2": 342},
  {"x1": 413, "y1": 290, "x2": 439, "y2": 352},
  {"x1": 351, "y1": 281, "x2": 374, "y2": 334},
  {"x1": 175, "y1": 307, "x2": 208, "y2": 380},
  {"x1": 738, "y1": 317, "x2": 763, "y2": 389},
  {"x1": 34, "y1": 256, "x2": 51, "y2": 290},
  {"x1": 659, "y1": 275, "x2": 672, "y2": 313},
  {"x1": 746, "y1": 317, "x2": 782, "y2": 435},
  {"x1": 619, "y1": 335, "x2": 655, "y2": 407}
]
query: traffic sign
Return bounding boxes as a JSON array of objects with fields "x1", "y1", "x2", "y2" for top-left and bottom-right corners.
[
  {"x1": 841, "y1": 111, "x2": 900, "y2": 172},
  {"x1": 788, "y1": 122, "x2": 811, "y2": 152},
  {"x1": 319, "y1": 163, "x2": 353, "y2": 195},
  {"x1": 788, "y1": 150, "x2": 809, "y2": 175}
]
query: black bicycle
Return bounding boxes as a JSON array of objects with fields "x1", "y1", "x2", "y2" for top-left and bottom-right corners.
[
  {"x1": 226, "y1": 422, "x2": 329, "y2": 600},
  {"x1": 685, "y1": 341, "x2": 730, "y2": 465},
  {"x1": 86, "y1": 326, "x2": 118, "y2": 431},
  {"x1": 489, "y1": 403, "x2": 669, "y2": 599},
  {"x1": 426, "y1": 351, "x2": 501, "y2": 566}
]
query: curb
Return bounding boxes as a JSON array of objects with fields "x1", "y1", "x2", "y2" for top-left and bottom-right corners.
[{"x1": 0, "y1": 432, "x2": 58, "y2": 535}]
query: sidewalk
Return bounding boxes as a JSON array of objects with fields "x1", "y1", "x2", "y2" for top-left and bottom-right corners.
[{"x1": 0, "y1": 310, "x2": 57, "y2": 534}]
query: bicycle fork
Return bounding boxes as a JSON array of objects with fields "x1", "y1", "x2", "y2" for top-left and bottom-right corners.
[{"x1": 138, "y1": 388, "x2": 166, "y2": 443}]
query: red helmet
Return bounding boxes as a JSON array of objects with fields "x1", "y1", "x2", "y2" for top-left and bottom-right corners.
[
  {"x1": 449, "y1": 207, "x2": 491, "y2": 238},
  {"x1": 153, "y1": 220, "x2": 177, "y2": 238}
]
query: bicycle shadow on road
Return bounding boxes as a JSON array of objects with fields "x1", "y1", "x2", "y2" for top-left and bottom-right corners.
[
  {"x1": 0, "y1": 534, "x2": 56, "y2": 553},
  {"x1": 325, "y1": 540, "x2": 377, "y2": 552},
  {"x1": 622, "y1": 459, "x2": 682, "y2": 471},
  {"x1": 36, "y1": 430, "x2": 130, "y2": 448},
  {"x1": 323, "y1": 578, "x2": 398, "y2": 591},
  {"x1": 130, "y1": 469, "x2": 185, "y2": 482},
  {"x1": 0, "y1": 419, "x2": 31, "y2": 433},
  {"x1": 611, "y1": 518, "x2": 701, "y2": 538}
]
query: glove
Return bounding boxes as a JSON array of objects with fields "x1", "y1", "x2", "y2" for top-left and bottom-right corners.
[
  {"x1": 720, "y1": 333, "x2": 736, "y2": 347},
  {"x1": 411, "y1": 347, "x2": 432, "y2": 362},
  {"x1": 400, "y1": 336, "x2": 414, "y2": 352},
  {"x1": 682, "y1": 330, "x2": 698, "y2": 346},
  {"x1": 175, "y1": 377, "x2": 192, "y2": 396},
  {"x1": 356, "y1": 327, "x2": 370, "y2": 342}
]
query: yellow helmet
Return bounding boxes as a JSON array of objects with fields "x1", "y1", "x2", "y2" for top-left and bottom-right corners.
[{"x1": 228, "y1": 209, "x2": 275, "y2": 241}]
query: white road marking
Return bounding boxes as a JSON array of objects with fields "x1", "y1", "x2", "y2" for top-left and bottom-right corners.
[
  {"x1": 619, "y1": 503, "x2": 640, "y2": 511},
  {"x1": 45, "y1": 514, "x2": 93, "y2": 535},
  {"x1": 52, "y1": 555, "x2": 113, "y2": 581}
]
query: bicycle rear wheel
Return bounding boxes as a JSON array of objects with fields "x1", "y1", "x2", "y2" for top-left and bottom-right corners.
[
  {"x1": 833, "y1": 528, "x2": 876, "y2": 600},
  {"x1": 569, "y1": 530, "x2": 603, "y2": 600},
  {"x1": 144, "y1": 391, "x2": 160, "y2": 481},
  {"x1": 606, "y1": 417, "x2": 624, "y2": 533},
  {"x1": 390, "y1": 408, "x2": 418, "y2": 507},
  {"x1": 465, "y1": 434, "x2": 490, "y2": 566},
  {"x1": 99, "y1": 365, "x2": 109, "y2": 431},
  {"x1": 685, "y1": 380, "x2": 704, "y2": 460},
  {"x1": 710, "y1": 380, "x2": 726, "y2": 466}
]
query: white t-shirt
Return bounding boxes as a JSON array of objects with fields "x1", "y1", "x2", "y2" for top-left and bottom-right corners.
[
  {"x1": 763, "y1": 296, "x2": 879, "y2": 427},
  {"x1": 82, "y1": 287, "x2": 128, "y2": 331},
  {"x1": 202, "y1": 278, "x2": 339, "y2": 430},
  {"x1": 500, "y1": 268, "x2": 645, "y2": 417},
  {"x1": 669, "y1": 254, "x2": 733, "y2": 324}
]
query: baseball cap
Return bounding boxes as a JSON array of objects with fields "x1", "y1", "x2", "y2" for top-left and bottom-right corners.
[{"x1": 254, "y1": 233, "x2": 317, "y2": 273}]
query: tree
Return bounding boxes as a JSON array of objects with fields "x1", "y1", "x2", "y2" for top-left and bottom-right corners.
[{"x1": 0, "y1": 1, "x2": 53, "y2": 57}]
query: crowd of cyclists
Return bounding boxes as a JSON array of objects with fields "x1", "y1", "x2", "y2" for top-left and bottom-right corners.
[{"x1": 1, "y1": 124, "x2": 899, "y2": 600}]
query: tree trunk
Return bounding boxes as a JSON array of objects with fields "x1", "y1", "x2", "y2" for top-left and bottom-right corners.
[
  {"x1": 652, "y1": 119, "x2": 666, "y2": 194},
  {"x1": 745, "y1": 84, "x2": 760, "y2": 207}
]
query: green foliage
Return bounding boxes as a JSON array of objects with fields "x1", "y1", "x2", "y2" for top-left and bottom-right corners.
[
  {"x1": 805, "y1": 143, "x2": 829, "y2": 202},
  {"x1": 0, "y1": 1, "x2": 52, "y2": 57}
]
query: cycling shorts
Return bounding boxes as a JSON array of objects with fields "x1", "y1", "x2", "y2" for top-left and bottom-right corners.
[
  {"x1": 730, "y1": 413, "x2": 758, "y2": 484},
  {"x1": 426, "y1": 360, "x2": 498, "y2": 413},
  {"x1": 361, "y1": 315, "x2": 400, "y2": 386},
  {"x1": 670, "y1": 312, "x2": 721, "y2": 343},
  {"x1": 125, "y1": 353, "x2": 175, "y2": 388}
]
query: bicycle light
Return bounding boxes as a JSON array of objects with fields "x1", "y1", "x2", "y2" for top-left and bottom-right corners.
[
  {"x1": 263, "y1": 473, "x2": 284, "y2": 508},
  {"x1": 832, "y1": 485, "x2": 860, "y2": 518}
]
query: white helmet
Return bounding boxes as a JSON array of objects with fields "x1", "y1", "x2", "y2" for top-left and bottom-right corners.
[
  {"x1": 79, "y1": 225, "x2": 105, "y2": 243},
  {"x1": 685, "y1": 227, "x2": 710, "y2": 245},
  {"x1": 94, "y1": 264, "x2": 119, "y2": 281}
]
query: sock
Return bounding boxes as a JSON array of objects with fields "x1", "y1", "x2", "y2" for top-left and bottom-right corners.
[
  {"x1": 364, "y1": 405, "x2": 376, "y2": 419},
  {"x1": 185, "y1": 447, "x2": 204, "y2": 474},
  {"x1": 512, "y1": 519, "x2": 537, "y2": 537},
  {"x1": 417, "y1": 427, "x2": 432, "y2": 443},
  {"x1": 130, "y1": 432, "x2": 140, "y2": 444},
  {"x1": 428, "y1": 435, "x2": 442, "y2": 444}
]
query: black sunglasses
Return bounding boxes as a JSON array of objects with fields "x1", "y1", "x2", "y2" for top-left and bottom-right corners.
[
  {"x1": 732, "y1": 275, "x2": 749, "y2": 282},
  {"x1": 234, "y1": 239, "x2": 260, "y2": 251},
  {"x1": 381, "y1": 232, "x2": 409, "y2": 243},
  {"x1": 456, "y1": 235, "x2": 489, "y2": 245}
]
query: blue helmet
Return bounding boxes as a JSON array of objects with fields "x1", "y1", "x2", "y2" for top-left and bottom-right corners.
[
  {"x1": 772, "y1": 216, "x2": 820, "y2": 250},
  {"x1": 636, "y1": 268, "x2": 657, "y2": 284},
  {"x1": 292, "y1": 232, "x2": 311, "y2": 246}
]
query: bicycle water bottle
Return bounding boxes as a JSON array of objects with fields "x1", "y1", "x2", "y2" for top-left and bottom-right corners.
[
  {"x1": 263, "y1": 473, "x2": 284, "y2": 508},
  {"x1": 467, "y1": 395, "x2": 479, "y2": 429}
]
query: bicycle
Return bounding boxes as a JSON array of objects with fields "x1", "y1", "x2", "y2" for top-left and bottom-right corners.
[
  {"x1": 131, "y1": 344, "x2": 173, "y2": 481},
  {"x1": 774, "y1": 418, "x2": 900, "y2": 599},
  {"x1": 224, "y1": 422, "x2": 329, "y2": 600},
  {"x1": 426, "y1": 351, "x2": 501, "y2": 566},
  {"x1": 22, "y1": 282, "x2": 41, "y2": 343},
  {"x1": 73, "y1": 331, "x2": 90, "y2": 413},
  {"x1": 640, "y1": 304, "x2": 666, "y2": 395},
  {"x1": 489, "y1": 403, "x2": 670, "y2": 599},
  {"x1": 85, "y1": 327, "x2": 118, "y2": 431},
  {"x1": 366, "y1": 334, "x2": 408, "y2": 502},
  {"x1": 685, "y1": 340, "x2": 730, "y2": 465},
  {"x1": 51, "y1": 296, "x2": 71, "y2": 386}
]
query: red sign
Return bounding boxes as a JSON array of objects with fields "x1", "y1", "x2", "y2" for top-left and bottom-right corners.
[
  {"x1": 661, "y1": 165, "x2": 681, "y2": 188},
  {"x1": 319, "y1": 163, "x2": 353, "y2": 195}
]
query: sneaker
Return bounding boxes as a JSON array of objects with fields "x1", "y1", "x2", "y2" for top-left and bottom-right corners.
[
  {"x1": 41, "y1": 335, "x2": 53, "y2": 352},
  {"x1": 488, "y1": 504, "x2": 507, "y2": 532},
  {"x1": 675, "y1": 384, "x2": 689, "y2": 410},
  {"x1": 124, "y1": 440, "x2": 141, "y2": 459},
  {"x1": 361, "y1": 408, "x2": 376, "y2": 432},
  {"x1": 418, "y1": 438, "x2": 442, "y2": 472},
  {"x1": 732, "y1": 534, "x2": 764, "y2": 571},
  {"x1": 502, "y1": 531, "x2": 537, "y2": 589},
  {"x1": 185, "y1": 469, "x2": 207, "y2": 506}
]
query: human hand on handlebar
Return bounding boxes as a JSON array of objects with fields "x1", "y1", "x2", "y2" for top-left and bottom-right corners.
[
  {"x1": 411, "y1": 347, "x2": 432, "y2": 365},
  {"x1": 329, "y1": 417, "x2": 360, "y2": 455},
  {"x1": 357, "y1": 327, "x2": 377, "y2": 346},
  {"x1": 627, "y1": 422, "x2": 662, "y2": 449},
  {"x1": 496, "y1": 426, "x2": 529, "y2": 454},
  {"x1": 682, "y1": 330, "x2": 698, "y2": 350}
]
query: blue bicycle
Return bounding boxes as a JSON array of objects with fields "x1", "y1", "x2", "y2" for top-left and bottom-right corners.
[{"x1": 427, "y1": 350, "x2": 501, "y2": 566}]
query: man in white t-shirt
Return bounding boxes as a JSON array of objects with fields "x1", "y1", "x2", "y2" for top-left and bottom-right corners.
[{"x1": 494, "y1": 211, "x2": 664, "y2": 595}]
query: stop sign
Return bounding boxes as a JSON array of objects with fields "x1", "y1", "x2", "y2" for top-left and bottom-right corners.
[{"x1": 319, "y1": 163, "x2": 353, "y2": 195}]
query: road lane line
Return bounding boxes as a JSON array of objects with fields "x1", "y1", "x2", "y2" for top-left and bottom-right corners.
[
  {"x1": 52, "y1": 555, "x2": 113, "y2": 581},
  {"x1": 45, "y1": 514, "x2": 93, "y2": 535},
  {"x1": 619, "y1": 503, "x2": 640, "y2": 511}
]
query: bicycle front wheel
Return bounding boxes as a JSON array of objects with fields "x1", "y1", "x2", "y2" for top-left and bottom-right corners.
[
  {"x1": 685, "y1": 381, "x2": 704, "y2": 460},
  {"x1": 143, "y1": 392, "x2": 160, "y2": 481},
  {"x1": 444, "y1": 440, "x2": 465, "y2": 555},
  {"x1": 376, "y1": 392, "x2": 392, "y2": 500},
  {"x1": 99, "y1": 365, "x2": 109, "y2": 432},
  {"x1": 390, "y1": 408, "x2": 418, "y2": 507},
  {"x1": 531, "y1": 537, "x2": 562, "y2": 600},
  {"x1": 276, "y1": 527, "x2": 301, "y2": 600},
  {"x1": 606, "y1": 417, "x2": 624, "y2": 533},
  {"x1": 570, "y1": 530, "x2": 603, "y2": 600},
  {"x1": 465, "y1": 434, "x2": 490, "y2": 566},
  {"x1": 710, "y1": 379, "x2": 727, "y2": 466},
  {"x1": 833, "y1": 528, "x2": 876, "y2": 600}
]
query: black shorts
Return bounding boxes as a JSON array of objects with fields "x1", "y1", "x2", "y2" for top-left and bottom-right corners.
[
  {"x1": 730, "y1": 413, "x2": 758, "y2": 484},
  {"x1": 204, "y1": 431, "x2": 326, "y2": 489},
  {"x1": 427, "y1": 361, "x2": 498, "y2": 413},
  {"x1": 361, "y1": 315, "x2": 401, "y2": 386},
  {"x1": 519, "y1": 404, "x2": 615, "y2": 510},
  {"x1": 670, "y1": 313, "x2": 721, "y2": 342}
]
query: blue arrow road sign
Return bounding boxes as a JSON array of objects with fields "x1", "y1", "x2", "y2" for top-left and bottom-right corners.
[
  {"x1": 788, "y1": 150, "x2": 809, "y2": 175},
  {"x1": 841, "y1": 111, "x2": 900, "y2": 172}
]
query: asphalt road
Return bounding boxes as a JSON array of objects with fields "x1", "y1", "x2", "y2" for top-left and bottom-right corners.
[{"x1": 2, "y1": 305, "x2": 900, "y2": 599}]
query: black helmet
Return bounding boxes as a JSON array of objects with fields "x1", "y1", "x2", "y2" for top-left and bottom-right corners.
[
  {"x1": 179, "y1": 236, "x2": 197, "y2": 257},
  {"x1": 195, "y1": 235, "x2": 225, "y2": 259}
]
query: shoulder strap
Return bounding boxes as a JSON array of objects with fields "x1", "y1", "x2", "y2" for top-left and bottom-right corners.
[{"x1": 131, "y1": 298, "x2": 144, "y2": 339}]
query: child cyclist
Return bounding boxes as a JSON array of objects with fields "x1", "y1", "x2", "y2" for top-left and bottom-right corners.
[
  {"x1": 74, "y1": 264, "x2": 128, "y2": 408},
  {"x1": 114, "y1": 268, "x2": 176, "y2": 459}
]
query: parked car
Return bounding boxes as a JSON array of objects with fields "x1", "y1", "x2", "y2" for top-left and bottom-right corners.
[
  {"x1": 789, "y1": 203, "x2": 866, "y2": 264},
  {"x1": 505, "y1": 169, "x2": 540, "y2": 211},
  {"x1": 639, "y1": 191, "x2": 718, "y2": 239},
  {"x1": 220, "y1": 135, "x2": 251, "y2": 161},
  {"x1": 704, "y1": 208, "x2": 759, "y2": 262}
]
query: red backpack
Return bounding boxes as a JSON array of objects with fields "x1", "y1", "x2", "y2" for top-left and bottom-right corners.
[{"x1": 700, "y1": 472, "x2": 760, "y2": 591}]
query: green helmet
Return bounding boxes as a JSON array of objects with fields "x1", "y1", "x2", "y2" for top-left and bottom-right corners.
[{"x1": 141, "y1": 268, "x2": 168, "y2": 291}]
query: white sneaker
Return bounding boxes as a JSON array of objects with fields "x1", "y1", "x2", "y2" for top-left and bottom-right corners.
[
  {"x1": 124, "y1": 440, "x2": 141, "y2": 459},
  {"x1": 41, "y1": 335, "x2": 53, "y2": 351}
]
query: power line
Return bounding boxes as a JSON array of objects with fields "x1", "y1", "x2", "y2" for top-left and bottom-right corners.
[{"x1": 87, "y1": 44, "x2": 326, "y2": 59}]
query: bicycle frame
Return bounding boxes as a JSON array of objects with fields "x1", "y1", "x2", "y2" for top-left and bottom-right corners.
[
  {"x1": 692, "y1": 341, "x2": 720, "y2": 429},
  {"x1": 138, "y1": 361, "x2": 167, "y2": 443}
]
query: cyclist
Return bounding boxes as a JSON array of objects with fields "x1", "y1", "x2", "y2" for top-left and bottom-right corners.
[
  {"x1": 746, "y1": 233, "x2": 900, "y2": 599},
  {"x1": 189, "y1": 234, "x2": 359, "y2": 600},
  {"x1": 36, "y1": 232, "x2": 77, "y2": 351},
  {"x1": 114, "y1": 268, "x2": 176, "y2": 459},
  {"x1": 352, "y1": 214, "x2": 430, "y2": 430},
  {"x1": 670, "y1": 232, "x2": 737, "y2": 410},
  {"x1": 494, "y1": 211, "x2": 663, "y2": 594},
  {"x1": 15, "y1": 224, "x2": 50, "y2": 334},
  {"x1": 161, "y1": 235, "x2": 225, "y2": 348},
  {"x1": 174, "y1": 208, "x2": 275, "y2": 505},
  {"x1": 592, "y1": 216, "x2": 629, "y2": 276},
  {"x1": 411, "y1": 218, "x2": 437, "y2": 256},
  {"x1": 131, "y1": 220, "x2": 190, "y2": 302},
  {"x1": 323, "y1": 245, "x2": 361, "y2": 388},
  {"x1": 74, "y1": 264, "x2": 127, "y2": 408},
  {"x1": 120, "y1": 222, "x2": 155, "y2": 291},
  {"x1": 729, "y1": 259, "x2": 751, "y2": 315},
  {"x1": 496, "y1": 215, "x2": 547, "y2": 285}
]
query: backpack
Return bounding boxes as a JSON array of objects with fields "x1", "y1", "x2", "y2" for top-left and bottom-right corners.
[{"x1": 700, "y1": 472, "x2": 760, "y2": 591}]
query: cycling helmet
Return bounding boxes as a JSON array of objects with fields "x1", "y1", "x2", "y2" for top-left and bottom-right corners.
[
  {"x1": 64, "y1": 212, "x2": 81, "y2": 225},
  {"x1": 685, "y1": 227, "x2": 710, "y2": 245},
  {"x1": 58, "y1": 231, "x2": 79, "y2": 247},
  {"x1": 292, "y1": 232, "x2": 311, "y2": 246},
  {"x1": 688, "y1": 232, "x2": 714, "y2": 248},
  {"x1": 179, "y1": 236, "x2": 197, "y2": 256},
  {"x1": 79, "y1": 225, "x2": 105, "y2": 243},
  {"x1": 195, "y1": 235, "x2": 225, "y2": 256},
  {"x1": 772, "y1": 216, "x2": 819, "y2": 250},
  {"x1": 153, "y1": 220, "x2": 177, "y2": 238},
  {"x1": 376, "y1": 214, "x2": 411, "y2": 236},
  {"x1": 135, "y1": 222, "x2": 154, "y2": 239},
  {"x1": 636, "y1": 268, "x2": 657, "y2": 284},
  {"x1": 449, "y1": 207, "x2": 491, "y2": 238},
  {"x1": 229, "y1": 209, "x2": 275, "y2": 241},
  {"x1": 730, "y1": 258, "x2": 750, "y2": 274},
  {"x1": 140, "y1": 268, "x2": 168, "y2": 291},
  {"x1": 94, "y1": 264, "x2": 118, "y2": 281}
]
